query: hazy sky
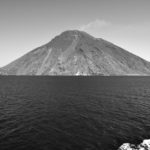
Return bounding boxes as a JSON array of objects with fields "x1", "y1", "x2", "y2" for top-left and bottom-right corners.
[{"x1": 0, "y1": 0, "x2": 150, "y2": 67}]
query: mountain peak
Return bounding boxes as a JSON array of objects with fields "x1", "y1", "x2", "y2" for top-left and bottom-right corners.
[
  {"x1": 57, "y1": 30, "x2": 95, "y2": 40},
  {"x1": 61, "y1": 30, "x2": 89, "y2": 35}
]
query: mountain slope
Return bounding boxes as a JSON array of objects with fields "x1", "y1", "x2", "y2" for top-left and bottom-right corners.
[{"x1": 1, "y1": 30, "x2": 150, "y2": 75}]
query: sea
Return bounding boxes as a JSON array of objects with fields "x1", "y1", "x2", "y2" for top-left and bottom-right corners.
[{"x1": 0, "y1": 76, "x2": 150, "y2": 150}]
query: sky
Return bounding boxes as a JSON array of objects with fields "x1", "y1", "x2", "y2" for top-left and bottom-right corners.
[{"x1": 0, "y1": 0, "x2": 150, "y2": 67}]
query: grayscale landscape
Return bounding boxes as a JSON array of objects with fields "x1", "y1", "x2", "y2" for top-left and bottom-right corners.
[{"x1": 0, "y1": 1, "x2": 150, "y2": 150}]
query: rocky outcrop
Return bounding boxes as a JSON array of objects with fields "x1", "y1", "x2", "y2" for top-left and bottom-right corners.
[
  {"x1": 0, "y1": 69, "x2": 8, "y2": 75},
  {"x1": 118, "y1": 139, "x2": 150, "y2": 150},
  {"x1": 1, "y1": 30, "x2": 150, "y2": 75}
]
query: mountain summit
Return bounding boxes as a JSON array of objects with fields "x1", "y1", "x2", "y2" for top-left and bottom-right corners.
[{"x1": 1, "y1": 30, "x2": 150, "y2": 75}]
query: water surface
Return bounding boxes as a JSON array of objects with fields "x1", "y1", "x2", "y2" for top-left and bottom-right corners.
[{"x1": 0, "y1": 76, "x2": 150, "y2": 150}]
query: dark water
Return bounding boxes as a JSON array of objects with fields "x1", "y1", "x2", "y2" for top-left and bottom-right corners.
[{"x1": 0, "y1": 76, "x2": 150, "y2": 150}]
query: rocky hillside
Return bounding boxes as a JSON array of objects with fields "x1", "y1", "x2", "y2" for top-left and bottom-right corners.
[
  {"x1": 1, "y1": 30, "x2": 150, "y2": 75},
  {"x1": 0, "y1": 68, "x2": 8, "y2": 75}
]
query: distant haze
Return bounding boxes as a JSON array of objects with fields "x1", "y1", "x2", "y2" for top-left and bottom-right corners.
[{"x1": 0, "y1": 0, "x2": 150, "y2": 67}]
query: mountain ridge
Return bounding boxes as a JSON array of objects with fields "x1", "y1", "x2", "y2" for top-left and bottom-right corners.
[{"x1": 1, "y1": 30, "x2": 150, "y2": 76}]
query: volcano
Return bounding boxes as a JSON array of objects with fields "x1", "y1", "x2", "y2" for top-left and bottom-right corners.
[{"x1": 1, "y1": 30, "x2": 150, "y2": 75}]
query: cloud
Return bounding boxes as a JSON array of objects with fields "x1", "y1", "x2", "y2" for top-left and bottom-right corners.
[{"x1": 80, "y1": 19, "x2": 110, "y2": 31}]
